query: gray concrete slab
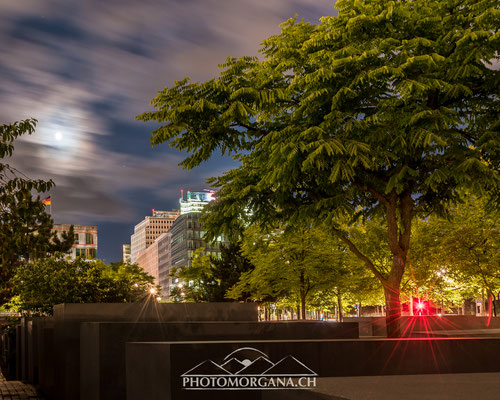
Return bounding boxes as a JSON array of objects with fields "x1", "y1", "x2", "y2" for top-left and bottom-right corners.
[
  {"x1": 52, "y1": 302, "x2": 258, "y2": 400},
  {"x1": 345, "y1": 316, "x2": 500, "y2": 337},
  {"x1": 81, "y1": 320, "x2": 357, "y2": 400},
  {"x1": 412, "y1": 329, "x2": 500, "y2": 337},
  {"x1": 309, "y1": 372, "x2": 500, "y2": 400},
  {"x1": 125, "y1": 338, "x2": 500, "y2": 400},
  {"x1": 53, "y1": 302, "x2": 257, "y2": 322}
]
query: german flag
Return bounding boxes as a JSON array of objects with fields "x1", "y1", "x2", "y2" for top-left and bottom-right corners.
[{"x1": 42, "y1": 196, "x2": 51, "y2": 206}]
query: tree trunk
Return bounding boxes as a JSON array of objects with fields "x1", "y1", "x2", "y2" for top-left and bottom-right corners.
[
  {"x1": 384, "y1": 284, "x2": 402, "y2": 338},
  {"x1": 300, "y1": 292, "x2": 306, "y2": 320},
  {"x1": 481, "y1": 290, "x2": 486, "y2": 315},
  {"x1": 337, "y1": 294, "x2": 343, "y2": 322},
  {"x1": 296, "y1": 304, "x2": 300, "y2": 320},
  {"x1": 492, "y1": 293, "x2": 497, "y2": 317}
]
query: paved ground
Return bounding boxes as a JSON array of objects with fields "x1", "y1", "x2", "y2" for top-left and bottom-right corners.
[
  {"x1": 309, "y1": 372, "x2": 500, "y2": 400},
  {"x1": 0, "y1": 372, "x2": 43, "y2": 400}
]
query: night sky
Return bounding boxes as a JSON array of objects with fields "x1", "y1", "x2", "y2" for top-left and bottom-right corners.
[{"x1": 1, "y1": 0, "x2": 335, "y2": 262}]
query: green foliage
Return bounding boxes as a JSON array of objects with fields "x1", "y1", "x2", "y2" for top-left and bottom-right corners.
[
  {"x1": 228, "y1": 224, "x2": 380, "y2": 318},
  {"x1": 169, "y1": 248, "x2": 212, "y2": 302},
  {"x1": 140, "y1": 0, "x2": 499, "y2": 333},
  {"x1": 0, "y1": 119, "x2": 72, "y2": 305},
  {"x1": 170, "y1": 243, "x2": 254, "y2": 302},
  {"x1": 409, "y1": 194, "x2": 500, "y2": 309},
  {"x1": 10, "y1": 257, "x2": 156, "y2": 315}
]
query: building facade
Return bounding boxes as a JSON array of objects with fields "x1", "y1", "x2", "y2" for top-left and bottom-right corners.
[
  {"x1": 52, "y1": 224, "x2": 98, "y2": 260},
  {"x1": 136, "y1": 240, "x2": 160, "y2": 284},
  {"x1": 165, "y1": 213, "x2": 226, "y2": 297},
  {"x1": 130, "y1": 209, "x2": 179, "y2": 264},
  {"x1": 122, "y1": 244, "x2": 131, "y2": 263},
  {"x1": 157, "y1": 233, "x2": 172, "y2": 295}
]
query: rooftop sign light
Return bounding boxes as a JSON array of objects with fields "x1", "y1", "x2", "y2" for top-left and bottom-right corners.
[{"x1": 179, "y1": 190, "x2": 216, "y2": 214}]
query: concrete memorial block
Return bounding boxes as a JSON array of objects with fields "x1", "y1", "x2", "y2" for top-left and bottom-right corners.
[
  {"x1": 399, "y1": 315, "x2": 500, "y2": 334},
  {"x1": 26, "y1": 317, "x2": 47, "y2": 384},
  {"x1": 343, "y1": 317, "x2": 387, "y2": 336},
  {"x1": 27, "y1": 320, "x2": 35, "y2": 383},
  {"x1": 52, "y1": 302, "x2": 257, "y2": 400},
  {"x1": 19, "y1": 317, "x2": 32, "y2": 382},
  {"x1": 345, "y1": 315, "x2": 500, "y2": 337},
  {"x1": 53, "y1": 302, "x2": 257, "y2": 322},
  {"x1": 0, "y1": 330, "x2": 17, "y2": 380},
  {"x1": 126, "y1": 338, "x2": 500, "y2": 400},
  {"x1": 15, "y1": 325, "x2": 21, "y2": 380},
  {"x1": 36, "y1": 318, "x2": 55, "y2": 398},
  {"x1": 80, "y1": 321, "x2": 358, "y2": 400}
]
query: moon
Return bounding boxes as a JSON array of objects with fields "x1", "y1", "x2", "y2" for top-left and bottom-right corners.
[{"x1": 54, "y1": 131, "x2": 63, "y2": 141}]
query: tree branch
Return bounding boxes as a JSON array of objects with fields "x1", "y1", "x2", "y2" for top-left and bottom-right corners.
[
  {"x1": 330, "y1": 227, "x2": 386, "y2": 283},
  {"x1": 355, "y1": 182, "x2": 389, "y2": 206}
]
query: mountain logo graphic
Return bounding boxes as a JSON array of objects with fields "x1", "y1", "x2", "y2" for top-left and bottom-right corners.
[{"x1": 181, "y1": 347, "x2": 317, "y2": 391}]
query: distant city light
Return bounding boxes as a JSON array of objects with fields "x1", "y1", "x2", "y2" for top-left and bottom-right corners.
[
  {"x1": 150, "y1": 288, "x2": 157, "y2": 295},
  {"x1": 179, "y1": 190, "x2": 215, "y2": 214}
]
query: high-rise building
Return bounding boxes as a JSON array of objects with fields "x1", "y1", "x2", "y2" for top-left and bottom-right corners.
[
  {"x1": 52, "y1": 224, "x2": 98, "y2": 260},
  {"x1": 136, "y1": 240, "x2": 160, "y2": 284},
  {"x1": 165, "y1": 212, "x2": 227, "y2": 298},
  {"x1": 157, "y1": 233, "x2": 172, "y2": 294},
  {"x1": 179, "y1": 190, "x2": 215, "y2": 214},
  {"x1": 136, "y1": 232, "x2": 172, "y2": 292},
  {"x1": 122, "y1": 244, "x2": 131, "y2": 263},
  {"x1": 130, "y1": 209, "x2": 179, "y2": 264}
]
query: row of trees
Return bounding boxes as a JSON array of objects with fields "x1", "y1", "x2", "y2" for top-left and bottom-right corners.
[
  {"x1": 140, "y1": 0, "x2": 499, "y2": 336},
  {"x1": 170, "y1": 194, "x2": 498, "y2": 320}
]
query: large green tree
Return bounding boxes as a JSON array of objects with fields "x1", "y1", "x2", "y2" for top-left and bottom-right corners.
[
  {"x1": 139, "y1": 0, "x2": 499, "y2": 336},
  {"x1": 0, "y1": 120, "x2": 73, "y2": 305}
]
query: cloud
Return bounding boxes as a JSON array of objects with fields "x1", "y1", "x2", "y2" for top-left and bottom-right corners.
[{"x1": 0, "y1": 0, "x2": 334, "y2": 257}]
